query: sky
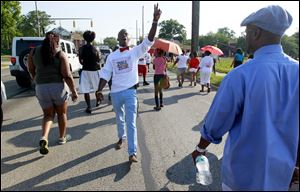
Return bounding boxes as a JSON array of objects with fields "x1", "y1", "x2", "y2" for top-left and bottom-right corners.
[{"x1": 20, "y1": 1, "x2": 299, "y2": 44}]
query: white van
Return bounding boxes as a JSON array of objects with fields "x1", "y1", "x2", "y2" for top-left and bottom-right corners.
[
  {"x1": 9, "y1": 37, "x2": 82, "y2": 88},
  {"x1": 99, "y1": 45, "x2": 112, "y2": 67}
]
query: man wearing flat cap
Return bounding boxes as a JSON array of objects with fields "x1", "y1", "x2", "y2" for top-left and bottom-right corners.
[{"x1": 191, "y1": 5, "x2": 299, "y2": 190}]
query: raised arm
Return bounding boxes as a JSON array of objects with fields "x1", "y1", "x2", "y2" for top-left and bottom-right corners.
[{"x1": 147, "y1": 3, "x2": 162, "y2": 42}]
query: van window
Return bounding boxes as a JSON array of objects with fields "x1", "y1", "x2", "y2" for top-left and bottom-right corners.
[
  {"x1": 100, "y1": 49, "x2": 111, "y2": 54},
  {"x1": 66, "y1": 43, "x2": 71, "y2": 54},
  {"x1": 71, "y1": 44, "x2": 77, "y2": 54},
  {"x1": 60, "y1": 42, "x2": 66, "y2": 52},
  {"x1": 16, "y1": 40, "x2": 43, "y2": 56}
]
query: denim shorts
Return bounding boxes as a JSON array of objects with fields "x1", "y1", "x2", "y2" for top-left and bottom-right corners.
[
  {"x1": 35, "y1": 83, "x2": 69, "y2": 109},
  {"x1": 177, "y1": 67, "x2": 186, "y2": 75}
]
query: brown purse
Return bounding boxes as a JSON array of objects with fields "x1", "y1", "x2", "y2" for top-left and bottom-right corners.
[{"x1": 161, "y1": 75, "x2": 170, "y2": 89}]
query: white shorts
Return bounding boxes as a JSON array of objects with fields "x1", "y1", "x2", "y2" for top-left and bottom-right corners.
[
  {"x1": 189, "y1": 68, "x2": 198, "y2": 73},
  {"x1": 79, "y1": 70, "x2": 100, "y2": 93}
]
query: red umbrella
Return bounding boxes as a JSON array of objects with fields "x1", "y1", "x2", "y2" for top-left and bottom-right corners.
[
  {"x1": 152, "y1": 38, "x2": 182, "y2": 55},
  {"x1": 200, "y1": 45, "x2": 224, "y2": 56}
]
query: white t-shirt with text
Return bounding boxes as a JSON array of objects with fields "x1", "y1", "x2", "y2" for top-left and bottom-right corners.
[{"x1": 99, "y1": 38, "x2": 153, "y2": 93}]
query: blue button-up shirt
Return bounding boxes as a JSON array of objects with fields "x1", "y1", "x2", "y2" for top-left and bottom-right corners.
[{"x1": 200, "y1": 44, "x2": 299, "y2": 190}]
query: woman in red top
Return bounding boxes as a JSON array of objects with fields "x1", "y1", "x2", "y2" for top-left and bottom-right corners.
[{"x1": 188, "y1": 51, "x2": 200, "y2": 86}]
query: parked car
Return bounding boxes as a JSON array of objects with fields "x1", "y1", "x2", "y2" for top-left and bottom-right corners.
[{"x1": 9, "y1": 37, "x2": 82, "y2": 88}]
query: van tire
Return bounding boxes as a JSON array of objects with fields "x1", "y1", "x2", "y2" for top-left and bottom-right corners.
[{"x1": 16, "y1": 75, "x2": 32, "y2": 88}]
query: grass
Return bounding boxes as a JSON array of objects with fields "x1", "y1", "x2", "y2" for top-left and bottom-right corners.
[{"x1": 215, "y1": 57, "x2": 233, "y2": 74}]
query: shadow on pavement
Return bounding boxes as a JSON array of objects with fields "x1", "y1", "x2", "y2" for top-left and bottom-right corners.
[
  {"x1": 2, "y1": 143, "x2": 132, "y2": 191},
  {"x1": 191, "y1": 117, "x2": 206, "y2": 132},
  {"x1": 142, "y1": 92, "x2": 199, "y2": 108},
  {"x1": 3, "y1": 98, "x2": 115, "y2": 148},
  {"x1": 161, "y1": 152, "x2": 222, "y2": 191},
  {"x1": 1, "y1": 149, "x2": 43, "y2": 175},
  {"x1": 5, "y1": 114, "x2": 115, "y2": 148}
]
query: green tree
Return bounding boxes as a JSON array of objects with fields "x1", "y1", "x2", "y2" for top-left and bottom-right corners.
[
  {"x1": 158, "y1": 19, "x2": 187, "y2": 43},
  {"x1": 281, "y1": 34, "x2": 299, "y2": 59},
  {"x1": 199, "y1": 32, "x2": 217, "y2": 48},
  {"x1": 217, "y1": 27, "x2": 236, "y2": 39},
  {"x1": 292, "y1": 32, "x2": 299, "y2": 46},
  {"x1": 103, "y1": 37, "x2": 118, "y2": 50},
  {"x1": 1, "y1": 1, "x2": 22, "y2": 51},
  {"x1": 17, "y1": 10, "x2": 54, "y2": 37}
]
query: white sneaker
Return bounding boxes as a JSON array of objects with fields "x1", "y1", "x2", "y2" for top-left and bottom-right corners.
[{"x1": 58, "y1": 134, "x2": 71, "y2": 145}]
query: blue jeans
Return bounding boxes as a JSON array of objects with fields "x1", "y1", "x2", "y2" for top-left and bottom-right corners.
[{"x1": 111, "y1": 88, "x2": 137, "y2": 156}]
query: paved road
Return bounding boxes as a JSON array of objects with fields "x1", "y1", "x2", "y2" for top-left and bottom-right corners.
[{"x1": 1, "y1": 67, "x2": 298, "y2": 191}]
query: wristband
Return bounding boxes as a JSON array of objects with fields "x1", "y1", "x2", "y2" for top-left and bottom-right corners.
[
  {"x1": 195, "y1": 145, "x2": 207, "y2": 153},
  {"x1": 152, "y1": 20, "x2": 158, "y2": 24}
]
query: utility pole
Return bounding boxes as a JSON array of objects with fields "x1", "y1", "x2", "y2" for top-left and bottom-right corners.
[
  {"x1": 142, "y1": 6, "x2": 144, "y2": 38},
  {"x1": 136, "y1": 20, "x2": 138, "y2": 45},
  {"x1": 35, "y1": 1, "x2": 41, "y2": 37},
  {"x1": 191, "y1": 1, "x2": 200, "y2": 54}
]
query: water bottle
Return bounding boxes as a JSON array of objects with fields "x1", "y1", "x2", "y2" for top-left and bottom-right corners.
[{"x1": 195, "y1": 155, "x2": 213, "y2": 185}]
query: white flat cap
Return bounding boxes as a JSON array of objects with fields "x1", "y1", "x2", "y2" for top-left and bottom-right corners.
[{"x1": 241, "y1": 5, "x2": 293, "y2": 36}]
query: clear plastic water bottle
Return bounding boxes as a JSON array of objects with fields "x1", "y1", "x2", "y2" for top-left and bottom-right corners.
[{"x1": 195, "y1": 155, "x2": 213, "y2": 185}]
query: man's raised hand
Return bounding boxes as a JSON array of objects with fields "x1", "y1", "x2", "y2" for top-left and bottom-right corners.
[{"x1": 153, "y1": 3, "x2": 162, "y2": 22}]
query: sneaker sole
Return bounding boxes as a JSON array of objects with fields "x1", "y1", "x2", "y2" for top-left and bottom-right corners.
[{"x1": 39, "y1": 140, "x2": 49, "y2": 155}]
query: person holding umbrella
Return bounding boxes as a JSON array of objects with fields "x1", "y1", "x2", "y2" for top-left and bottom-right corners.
[{"x1": 152, "y1": 48, "x2": 167, "y2": 111}]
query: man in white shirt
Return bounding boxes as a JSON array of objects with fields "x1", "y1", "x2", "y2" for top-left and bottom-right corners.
[
  {"x1": 96, "y1": 4, "x2": 162, "y2": 163},
  {"x1": 173, "y1": 50, "x2": 189, "y2": 87}
]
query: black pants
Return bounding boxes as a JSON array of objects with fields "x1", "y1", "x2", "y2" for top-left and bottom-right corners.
[{"x1": 154, "y1": 74, "x2": 165, "y2": 107}]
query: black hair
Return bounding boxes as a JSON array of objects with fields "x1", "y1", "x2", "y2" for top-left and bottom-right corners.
[
  {"x1": 83, "y1": 30, "x2": 96, "y2": 43},
  {"x1": 157, "y1": 48, "x2": 164, "y2": 56},
  {"x1": 41, "y1": 31, "x2": 60, "y2": 66},
  {"x1": 236, "y1": 48, "x2": 243, "y2": 54},
  {"x1": 204, "y1": 51, "x2": 211, "y2": 56}
]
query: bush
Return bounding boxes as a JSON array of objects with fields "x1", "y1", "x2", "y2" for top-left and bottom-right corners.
[{"x1": 1, "y1": 49, "x2": 12, "y2": 55}]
